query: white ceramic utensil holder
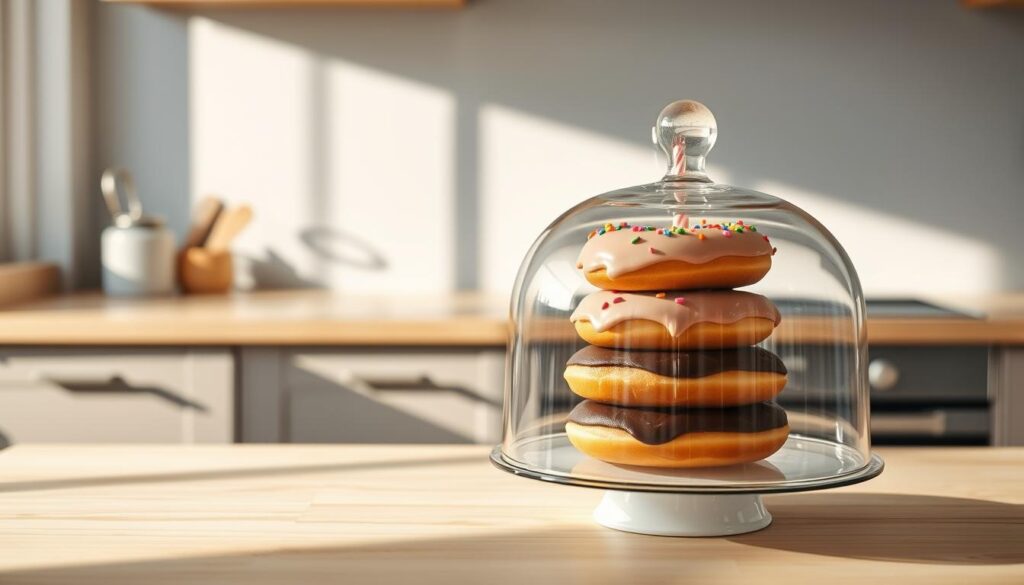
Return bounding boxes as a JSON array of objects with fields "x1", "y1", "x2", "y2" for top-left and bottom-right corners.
[{"x1": 101, "y1": 223, "x2": 176, "y2": 297}]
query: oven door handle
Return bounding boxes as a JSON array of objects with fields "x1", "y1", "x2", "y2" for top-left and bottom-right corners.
[{"x1": 870, "y1": 411, "x2": 946, "y2": 436}]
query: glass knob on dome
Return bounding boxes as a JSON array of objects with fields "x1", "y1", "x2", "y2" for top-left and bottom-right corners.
[{"x1": 653, "y1": 100, "x2": 717, "y2": 183}]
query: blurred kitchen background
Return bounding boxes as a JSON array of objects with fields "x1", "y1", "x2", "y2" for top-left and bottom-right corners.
[{"x1": 0, "y1": 0, "x2": 1022, "y2": 448}]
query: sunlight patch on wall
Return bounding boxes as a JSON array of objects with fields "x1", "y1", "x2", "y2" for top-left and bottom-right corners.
[
  {"x1": 191, "y1": 18, "x2": 318, "y2": 289},
  {"x1": 191, "y1": 18, "x2": 455, "y2": 292},
  {"x1": 755, "y1": 181, "x2": 999, "y2": 296},
  {"x1": 325, "y1": 60, "x2": 455, "y2": 293},
  {"x1": 479, "y1": 104, "x2": 659, "y2": 295}
]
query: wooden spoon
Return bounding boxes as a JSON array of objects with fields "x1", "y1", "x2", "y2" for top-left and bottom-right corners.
[
  {"x1": 183, "y1": 196, "x2": 224, "y2": 249},
  {"x1": 205, "y1": 205, "x2": 253, "y2": 252}
]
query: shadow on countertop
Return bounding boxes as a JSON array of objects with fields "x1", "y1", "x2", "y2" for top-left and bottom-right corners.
[
  {"x1": 2, "y1": 492, "x2": 1021, "y2": 585},
  {"x1": 734, "y1": 492, "x2": 1024, "y2": 565}
]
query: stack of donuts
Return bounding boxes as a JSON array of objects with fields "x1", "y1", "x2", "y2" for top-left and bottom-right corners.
[{"x1": 563, "y1": 217, "x2": 790, "y2": 468}]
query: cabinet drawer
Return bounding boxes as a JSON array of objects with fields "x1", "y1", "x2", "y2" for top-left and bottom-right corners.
[
  {"x1": 283, "y1": 349, "x2": 503, "y2": 444},
  {"x1": 0, "y1": 349, "x2": 234, "y2": 445}
]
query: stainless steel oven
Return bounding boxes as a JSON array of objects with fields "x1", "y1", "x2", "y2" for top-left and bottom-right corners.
[{"x1": 778, "y1": 299, "x2": 990, "y2": 445}]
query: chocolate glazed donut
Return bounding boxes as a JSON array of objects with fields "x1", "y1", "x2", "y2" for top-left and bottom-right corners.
[
  {"x1": 564, "y1": 346, "x2": 788, "y2": 407},
  {"x1": 565, "y1": 400, "x2": 790, "y2": 468}
]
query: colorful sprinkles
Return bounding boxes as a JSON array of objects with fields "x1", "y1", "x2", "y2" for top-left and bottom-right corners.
[{"x1": 587, "y1": 219, "x2": 763, "y2": 241}]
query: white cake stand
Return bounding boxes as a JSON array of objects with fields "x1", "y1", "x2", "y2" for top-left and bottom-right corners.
[
  {"x1": 491, "y1": 434, "x2": 884, "y2": 537},
  {"x1": 593, "y1": 491, "x2": 771, "y2": 536}
]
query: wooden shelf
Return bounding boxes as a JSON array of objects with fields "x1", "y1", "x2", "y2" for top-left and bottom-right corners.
[
  {"x1": 102, "y1": 0, "x2": 465, "y2": 7},
  {"x1": 962, "y1": 0, "x2": 1024, "y2": 7}
]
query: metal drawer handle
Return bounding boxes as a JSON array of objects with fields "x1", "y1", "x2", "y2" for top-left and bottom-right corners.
[
  {"x1": 349, "y1": 374, "x2": 500, "y2": 407},
  {"x1": 870, "y1": 411, "x2": 946, "y2": 436},
  {"x1": 357, "y1": 375, "x2": 439, "y2": 391},
  {"x1": 34, "y1": 374, "x2": 208, "y2": 411}
]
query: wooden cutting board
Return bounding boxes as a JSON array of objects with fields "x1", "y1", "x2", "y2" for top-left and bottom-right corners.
[{"x1": 0, "y1": 261, "x2": 59, "y2": 307}]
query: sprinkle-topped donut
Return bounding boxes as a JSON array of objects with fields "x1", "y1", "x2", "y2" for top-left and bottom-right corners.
[
  {"x1": 569, "y1": 289, "x2": 780, "y2": 349},
  {"x1": 578, "y1": 220, "x2": 774, "y2": 291}
]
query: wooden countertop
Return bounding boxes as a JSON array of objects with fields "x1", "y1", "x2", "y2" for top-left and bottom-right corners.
[
  {"x1": 0, "y1": 290, "x2": 1022, "y2": 346},
  {"x1": 0, "y1": 290, "x2": 509, "y2": 346},
  {"x1": 0, "y1": 445, "x2": 1020, "y2": 584}
]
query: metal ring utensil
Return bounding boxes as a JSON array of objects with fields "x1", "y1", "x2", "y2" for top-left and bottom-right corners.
[{"x1": 101, "y1": 168, "x2": 144, "y2": 228}]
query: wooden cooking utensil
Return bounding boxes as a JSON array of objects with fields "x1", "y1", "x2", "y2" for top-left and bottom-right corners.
[
  {"x1": 205, "y1": 205, "x2": 253, "y2": 252},
  {"x1": 178, "y1": 203, "x2": 252, "y2": 294},
  {"x1": 178, "y1": 248, "x2": 233, "y2": 295},
  {"x1": 183, "y1": 196, "x2": 224, "y2": 249}
]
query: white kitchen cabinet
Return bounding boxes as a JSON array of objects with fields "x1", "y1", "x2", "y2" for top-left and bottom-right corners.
[
  {"x1": 240, "y1": 348, "x2": 504, "y2": 444},
  {"x1": 0, "y1": 348, "x2": 234, "y2": 445}
]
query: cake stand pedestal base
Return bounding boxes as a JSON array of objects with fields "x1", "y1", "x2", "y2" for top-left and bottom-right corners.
[{"x1": 593, "y1": 491, "x2": 772, "y2": 537}]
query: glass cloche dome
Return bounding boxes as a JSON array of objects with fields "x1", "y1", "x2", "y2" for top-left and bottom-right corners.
[{"x1": 490, "y1": 100, "x2": 883, "y2": 537}]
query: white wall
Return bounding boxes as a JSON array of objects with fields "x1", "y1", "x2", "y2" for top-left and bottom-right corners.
[{"x1": 91, "y1": 0, "x2": 1024, "y2": 296}]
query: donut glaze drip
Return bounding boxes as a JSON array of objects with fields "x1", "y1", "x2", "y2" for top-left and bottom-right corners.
[
  {"x1": 570, "y1": 290, "x2": 781, "y2": 337},
  {"x1": 567, "y1": 400, "x2": 789, "y2": 445},
  {"x1": 578, "y1": 226, "x2": 771, "y2": 278},
  {"x1": 567, "y1": 345, "x2": 787, "y2": 378}
]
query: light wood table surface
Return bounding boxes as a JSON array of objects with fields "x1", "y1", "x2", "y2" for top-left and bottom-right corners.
[
  {"x1": 1, "y1": 290, "x2": 1023, "y2": 346},
  {"x1": 0, "y1": 445, "x2": 1021, "y2": 584}
]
